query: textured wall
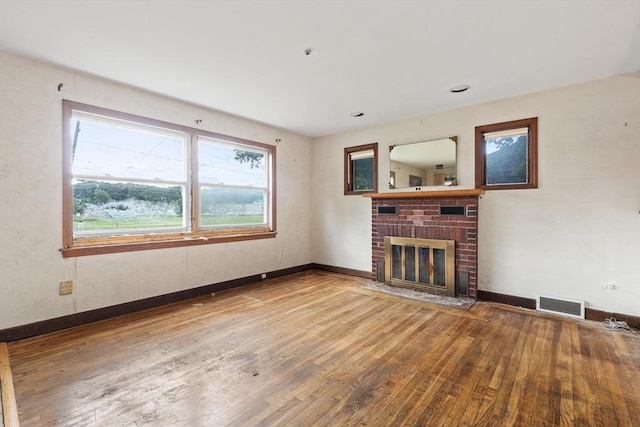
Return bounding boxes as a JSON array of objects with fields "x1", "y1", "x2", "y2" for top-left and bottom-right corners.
[
  {"x1": 1, "y1": 51, "x2": 638, "y2": 329},
  {"x1": 0, "y1": 52, "x2": 314, "y2": 329},
  {"x1": 313, "y1": 73, "x2": 640, "y2": 316}
]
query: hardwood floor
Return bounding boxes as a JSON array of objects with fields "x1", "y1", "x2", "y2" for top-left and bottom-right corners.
[
  {"x1": 1, "y1": 342, "x2": 20, "y2": 426},
  {"x1": 7, "y1": 270, "x2": 640, "y2": 426}
]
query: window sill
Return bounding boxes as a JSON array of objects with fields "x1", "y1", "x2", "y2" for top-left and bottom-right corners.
[
  {"x1": 61, "y1": 231, "x2": 277, "y2": 258},
  {"x1": 476, "y1": 183, "x2": 537, "y2": 191},
  {"x1": 344, "y1": 190, "x2": 376, "y2": 196}
]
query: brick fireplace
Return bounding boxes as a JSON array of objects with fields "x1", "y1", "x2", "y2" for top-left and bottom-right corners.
[{"x1": 367, "y1": 189, "x2": 483, "y2": 299}]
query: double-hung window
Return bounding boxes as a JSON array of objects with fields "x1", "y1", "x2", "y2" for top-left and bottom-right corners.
[
  {"x1": 197, "y1": 137, "x2": 269, "y2": 230},
  {"x1": 62, "y1": 100, "x2": 275, "y2": 257}
]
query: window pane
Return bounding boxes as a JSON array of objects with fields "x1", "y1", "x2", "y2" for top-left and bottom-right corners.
[
  {"x1": 484, "y1": 129, "x2": 528, "y2": 185},
  {"x1": 200, "y1": 187, "x2": 266, "y2": 227},
  {"x1": 352, "y1": 157, "x2": 374, "y2": 191},
  {"x1": 73, "y1": 180, "x2": 185, "y2": 236},
  {"x1": 199, "y1": 138, "x2": 267, "y2": 187},
  {"x1": 72, "y1": 117, "x2": 186, "y2": 182}
]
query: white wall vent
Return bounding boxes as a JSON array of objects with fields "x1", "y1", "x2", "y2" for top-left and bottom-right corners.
[{"x1": 536, "y1": 294, "x2": 585, "y2": 319}]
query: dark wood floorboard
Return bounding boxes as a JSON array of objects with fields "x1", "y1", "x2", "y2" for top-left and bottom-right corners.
[{"x1": 7, "y1": 270, "x2": 640, "y2": 426}]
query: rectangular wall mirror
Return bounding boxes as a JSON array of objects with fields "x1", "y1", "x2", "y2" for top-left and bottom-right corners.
[{"x1": 389, "y1": 136, "x2": 457, "y2": 189}]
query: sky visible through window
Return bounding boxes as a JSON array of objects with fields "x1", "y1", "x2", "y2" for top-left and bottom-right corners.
[
  {"x1": 72, "y1": 118, "x2": 267, "y2": 187},
  {"x1": 199, "y1": 137, "x2": 266, "y2": 187},
  {"x1": 484, "y1": 139, "x2": 500, "y2": 155},
  {"x1": 72, "y1": 119, "x2": 185, "y2": 182},
  {"x1": 483, "y1": 127, "x2": 528, "y2": 156}
]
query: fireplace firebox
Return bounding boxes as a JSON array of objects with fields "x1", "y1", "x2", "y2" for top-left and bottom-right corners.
[{"x1": 385, "y1": 237, "x2": 455, "y2": 296}]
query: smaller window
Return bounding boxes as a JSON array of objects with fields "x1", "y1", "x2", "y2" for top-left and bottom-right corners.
[
  {"x1": 475, "y1": 117, "x2": 538, "y2": 190},
  {"x1": 344, "y1": 143, "x2": 378, "y2": 195}
]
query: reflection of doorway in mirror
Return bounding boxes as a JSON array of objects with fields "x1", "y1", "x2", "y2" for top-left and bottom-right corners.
[
  {"x1": 389, "y1": 171, "x2": 396, "y2": 189},
  {"x1": 427, "y1": 167, "x2": 456, "y2": 186}
]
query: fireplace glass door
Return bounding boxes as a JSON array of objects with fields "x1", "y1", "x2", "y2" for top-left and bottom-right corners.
[{"x1": 385, "y1": 237, "x2": 455, "y2": 296}]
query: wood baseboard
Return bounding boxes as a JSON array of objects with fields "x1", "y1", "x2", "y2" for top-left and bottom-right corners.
[
  {"x1": 477, "y1": 290, "x2": 537, "y2": 309},
  {"x1": 478, "y1": 290, "x2": 640, "y2": 329},
  {"x1": 311, "y1": 263, "x2": 373, "y2": 280},
  {"x1": 584, "y1": 308, "x2": 640, "y2": 330},
  {"x1": 0, "y1": 264, "x2": 315, "y2": 342}
]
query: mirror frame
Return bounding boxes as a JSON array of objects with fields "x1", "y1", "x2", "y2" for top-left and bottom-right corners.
[{"x1": 389, "y1": 136, "x2": 457, "y2": 189}]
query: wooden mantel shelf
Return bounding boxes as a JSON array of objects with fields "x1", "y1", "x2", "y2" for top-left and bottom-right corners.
[{"x1": 363, "y1": 189, "x2": 485, "y2": 199}]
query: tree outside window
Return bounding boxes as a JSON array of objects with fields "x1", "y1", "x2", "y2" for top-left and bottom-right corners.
[
  {"x1": 344, "y1": 143, "x2": 378, "y2": 195},
  {"x1": 475, "y1": 118, "x2": 538, "y2": 190}
]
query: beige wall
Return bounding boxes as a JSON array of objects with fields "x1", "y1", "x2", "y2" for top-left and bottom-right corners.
[
  {"x1": 0, "y1": 52, "x2": 314, "y2": 330},
  {"x1": 1, "y1": 51, "x2": 639, "y2": 331},
  {"x1": 313, "y1": 73, "x2": 640, "y2": 316}
]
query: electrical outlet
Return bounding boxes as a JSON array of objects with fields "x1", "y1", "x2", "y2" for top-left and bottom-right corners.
[
  {"x1": 600, "y1": 281, "x2": 616, "y2": 290},
  {"x1": 261, "y1": 273, "x2": 267, "y2": 279},
  {"x1": 59, "y1": 280, "x2": 74, "y2": 295},
  {"x1": 279, "y1": 251, "x2": 284, "y2": 259}
]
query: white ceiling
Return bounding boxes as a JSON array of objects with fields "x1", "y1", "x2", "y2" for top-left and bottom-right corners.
[{"x1": 1, "y1": 0, "x2": 639, "y2": 138}]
